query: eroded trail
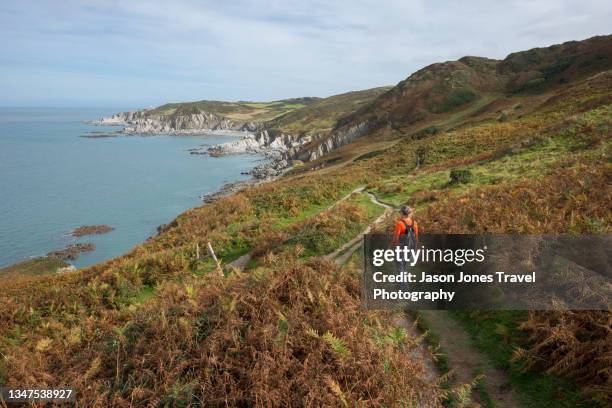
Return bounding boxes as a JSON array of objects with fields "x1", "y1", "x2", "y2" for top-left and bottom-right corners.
[
  {"x1": 326, "y1": 192, "x2": 441, "y2": 389},
  {"x1": 324, "y1": 192, "x2": 392, "y2": 264},
  {"x1": 421, "y1": 310, "x2": 521, "y2": 408},
  {"x1": 328, "y1": 190, "x2": 521, "y2": 407}
]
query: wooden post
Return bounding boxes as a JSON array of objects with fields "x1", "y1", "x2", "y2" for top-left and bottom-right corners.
[
  {"x1": 196, "y1": 242, "x2": 200, "y2": 259},
  {"x1": 207, "y1": 241, "x2": 223, "y2": 277}
]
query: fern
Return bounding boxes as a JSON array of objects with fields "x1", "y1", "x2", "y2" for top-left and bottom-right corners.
[
  {"x1": 325, "y1": 376, "x2": 349, "y2": 407},
  {"x1": 323, "y1": 331, "x2": 349, "y2": 357},
  {"x1": 305, "y1": 326, "x2": 319, "y2": 338}
]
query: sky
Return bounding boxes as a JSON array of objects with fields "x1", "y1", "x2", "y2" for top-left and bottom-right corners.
[{"x1": 0, "y1": 0, "x2": 610, "y2": 108}]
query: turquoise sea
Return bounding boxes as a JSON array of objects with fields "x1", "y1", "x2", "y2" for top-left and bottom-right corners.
[{"x1": 0, "y1": 107, "x2": 260, "y2": 268}]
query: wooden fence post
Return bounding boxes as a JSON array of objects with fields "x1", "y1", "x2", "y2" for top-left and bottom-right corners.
[{"x1": 207, "y1": 241, "x2": 223, "y2": 277}]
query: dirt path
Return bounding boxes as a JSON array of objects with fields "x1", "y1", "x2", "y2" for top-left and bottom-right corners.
[
  {"x1": 328, "y1": 192, "x2": 522, "y2": 407},
  {"x1": 325, "y1": 192, "x2": 393, "y2": 263},
  {"x1": 327, "y1": 193, "x2": 441, "y2": 389},
  {"x1": 420, "y1": 310, "x2": 521, "y2": 407},
  {"x1": 328, "y1": 186, "x2": 365, "y2": 210},
  {"x1": 226, "y1": 186, "x2": 366, "y2": 272}
]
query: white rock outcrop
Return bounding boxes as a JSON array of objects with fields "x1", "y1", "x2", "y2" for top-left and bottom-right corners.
[
  {"x1": 206, "y1": 129, "x2": 311, "y2": 156},
  {"x1": 90, "y1": 110, "x2": 258, "y2": 134}
]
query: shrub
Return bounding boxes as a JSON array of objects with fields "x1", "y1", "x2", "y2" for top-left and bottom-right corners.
[
  {"x1": 380, "y1": 183, "x2": 405, "y2": 194},
  {"x1": 412, "y1": 125, "x2": 440, "y2": 140},
  {"x1": 517, "y1": 310, "x2": 611, "y2": 403},
  {"x1": 411, "y1": 190, "x2": 440, "y2": 204},
  {"x1": 2, "y1": 258, "x2": 441, "y2": 406},
  {"x1": 435, "y1": 89, "x2": 478, "y2": 113},
  {"x1": 497, "y1": 112, "x2": 509, "y2": 122},
  {"x1": 449, "y1": 169, "x2": 472, "y2": 185}
]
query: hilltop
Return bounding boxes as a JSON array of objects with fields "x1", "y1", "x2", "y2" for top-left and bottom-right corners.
[
  {"x1": 93, "y1": 97, "x2": 320, "y2": 133},
  {"x1": 295, "y1": 34, "x2": 612, "y2": 163},
  {"x1": 151, "y1": 97, "x2": 319, "y2": 119},
  {"x1": 93, "y1": 89, "x2": 389, "y2": 137},
  {"x1": 1, "y1": 35, "x2": 611, "y2": 406}
]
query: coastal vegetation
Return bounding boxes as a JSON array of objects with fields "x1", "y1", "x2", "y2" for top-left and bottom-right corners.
[
  {"x1": 0, "y1": 257, "x2": 69, "y2": 277},
  {"x1": 264, "y1": 87, "x2": 392, "y2": 137},
  {"x1": 0, "y1": 35, "x2": 610, "y2": 406}
]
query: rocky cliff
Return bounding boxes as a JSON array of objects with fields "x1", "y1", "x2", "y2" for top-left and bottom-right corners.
[
  {"x1": 92, "y1": 107, "x2": 310, "y2": 179},
  {"x1": 289, "y1": 120, "x2": 374, "y2": 162},
  {"x1": 206, "y1": 129, "x2": 311, "y2": 156},
  {"x1": 203, "y1": 121, "x2": 375, "y2": 178},
  {"x1": 92, "y1": 110, "x2": 258, "y2": 134},
  {"x1": 201, "y1": 129, "x2": 309, "y2": 179}
]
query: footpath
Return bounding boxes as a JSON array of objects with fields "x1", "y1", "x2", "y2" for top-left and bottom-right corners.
[{"x1": 225, "y1": 187, "x2": 520, "y2": 407}]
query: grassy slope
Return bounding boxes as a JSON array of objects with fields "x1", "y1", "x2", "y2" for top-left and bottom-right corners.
[
  {"x1": 364, "y1": 71, "x2": 611, "y2": 405},
  {"x1": 299, "y1": 35, "x2": 612, "y2": 164},
  {"x1": 0, "y1": 257, "x2": 69, "y2": 277},
  {"x1": 266, "y1": 87, "x2": 392, "y2": 137},
  {"x1": 141, "y1": 88, "x2": 390, "y2": 129},
  {"x1": 0, "y1": 38, "x2": 610, "y2": 405},
  {"x1": 146, "y1": 97, "x2": 320, "y2": 123},
  {"x1": 371, "y1": 103, "x2": 610, "y2": 209}
]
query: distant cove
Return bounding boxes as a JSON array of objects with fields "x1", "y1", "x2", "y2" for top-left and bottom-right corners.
[{"x1": 0, "y1": 107, "x2": 262, "y2": 268}]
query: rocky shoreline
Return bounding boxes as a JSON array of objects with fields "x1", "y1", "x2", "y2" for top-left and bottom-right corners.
[
  {"x1": 199, "y1": 180, "x2": 254, "y2": 204},
  {"x1": 89, "y1": 105, "x2": 374, "y2": 182},
  {"x1": 47, "y1": 243, "x2": 96, "y2": 261},
  {"x1": 90, "y1": 107, "x2": 374, "y2": 175},
  {"x1": 91, "y1": 109, "x2": 304, "y2": 179},
  {"x1": 198, "y1": 155, "x2": 291, "y2": 204},
  {"x1": 88, "y1": 110, "x2": 258, "y2": 134}
]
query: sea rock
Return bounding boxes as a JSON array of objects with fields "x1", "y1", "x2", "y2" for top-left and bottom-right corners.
[
  {"x1": 48, "y1": 243, "x2": 95, "y2": 261},
  {"x1": 71, "y1": 225, "x2": 114, "y2": 237},
  {"x1": 200, "y1": 181, "x2": 253, "y2": 203},
  {"x1": 248, "y1": 158, "x2": 290, "y2": 179}
]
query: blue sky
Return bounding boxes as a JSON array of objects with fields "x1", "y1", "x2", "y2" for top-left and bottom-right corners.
[{"x1": 0, "y1": 0, "x2": 610, "y2": 107}]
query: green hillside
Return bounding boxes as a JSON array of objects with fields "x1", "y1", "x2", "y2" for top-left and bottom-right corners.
[
  {"x1": 131, "y1": 88, "x2": 391, "y2": 137},
  {"x1": 299, "y1": 35, "x2": 612, "y2": 164},
  {"x1": 0, "y1": 36, "x2": 610, "y2": 406},
  {"x1": 0, "y1": 257, "x2": 69, "y2": 277},
  {"x1": 147, "y1": 97, "x2": 320, "y2": 123},
  {"x1": 266, "y1": 87, "x2": 392, "y2": 137}
]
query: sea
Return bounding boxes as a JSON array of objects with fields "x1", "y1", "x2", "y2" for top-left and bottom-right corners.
[{"x1": 0, "y1": 107, "x2": 261, "y2": 268}]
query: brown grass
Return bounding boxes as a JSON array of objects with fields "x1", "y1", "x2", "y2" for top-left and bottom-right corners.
[
  {"x1": 2, "y1": 256, "x2": 441, "y2": 406},
  {"x1": 418, "y1": 163, "x2": 612, "y2": 234},
  {"x1": 516, "y1": 311, "x2": 611, "y2": 403}
]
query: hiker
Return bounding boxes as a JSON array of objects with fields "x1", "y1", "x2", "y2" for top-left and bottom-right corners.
[{"x1": 393, "y1": 205, "x2": 419, "y2": 273}]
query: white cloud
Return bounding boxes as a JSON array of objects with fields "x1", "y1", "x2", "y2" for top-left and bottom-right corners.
[{"x1": 0, "y1": 0, "x2": 610, "y2": 106}]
